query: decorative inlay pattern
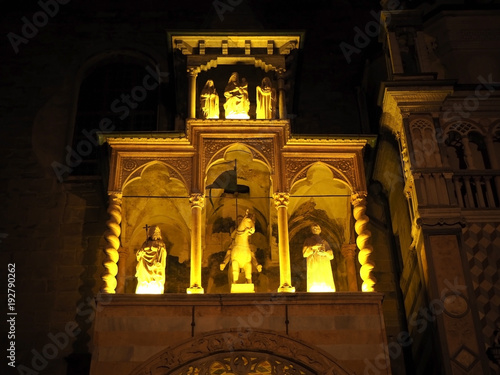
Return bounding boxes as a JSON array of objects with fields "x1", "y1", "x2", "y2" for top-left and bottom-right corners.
[{"x1": 462, "y1": 222, "x2": 500, "y2": 374}]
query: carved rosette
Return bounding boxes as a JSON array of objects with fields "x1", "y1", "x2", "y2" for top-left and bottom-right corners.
[
  {"x1": 351, "y1": 192, "x2": 376, "y2": 292},
  {"x1": 273, "y1": 192, "x2": 290, "y2": 208},
  {"x1": 102, "y1": 193, "x2": 122, "y2": 293}
]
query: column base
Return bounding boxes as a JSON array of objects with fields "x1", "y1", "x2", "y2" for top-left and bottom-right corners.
[
  {"x1": 278, "y1": 284, "x2": 295, "y2": 293},
  {"x1": 231, "y1": 283, "x2": 255, "y2": 293},
  {"x1": 186, "y1": 286, "x2": 204, "y2": 294}
]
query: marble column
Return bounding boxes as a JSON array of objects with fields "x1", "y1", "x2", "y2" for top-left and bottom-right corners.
[
  {"x1": 102, "y1": 192, "x2": 122, "y2": 294},
  {"x1": 351, "y1": 192, "x2": 376, "y2": 292},
  {"x1": 273, "y1": 193, "x2": 295, "y2": 292},
  {"x1": 187, "y1": 68, "x2": 198, "y2": 119},
  {"x1": 187, "y1": 194, "x2": 204, "y2": 294},
  {"x1": 341, "y1": 244, "x2": 359, "y2": 292}
]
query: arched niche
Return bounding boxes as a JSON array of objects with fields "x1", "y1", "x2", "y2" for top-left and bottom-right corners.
[
  {"x1": 288, "y1": 162, "x2": 353, "y2": 292},
  {"x1": 129, "y1": 329, "x2": 355, "y2": 375},
  {"x1": 121, "y1": 162, "x2": 191, "y2": 293},
  {"x1": 203, "y1": 143, "x2": 274, "y2": 293}
]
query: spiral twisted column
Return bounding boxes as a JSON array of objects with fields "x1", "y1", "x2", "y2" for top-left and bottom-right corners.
[
  {"x1": 273, "y1": 193, "x2": 295, "y2": 292},
  {"x1": 351, "y1": 192, "x2": 376, "y2": 292},
  {"x1": 187, "y1": 194, "x2": 204, "y2": 294},
  {"x1": 102, "y1": 192, "x2": 122, "y2": 294}
]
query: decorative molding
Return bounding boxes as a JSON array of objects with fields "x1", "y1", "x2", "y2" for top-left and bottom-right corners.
[{"x1": 129, "y1": 329, "x2": 354, "y2": 375}]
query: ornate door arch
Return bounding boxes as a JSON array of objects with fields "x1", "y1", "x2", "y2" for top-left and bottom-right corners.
[{"x1": 129, "y1": 329, "x2": 355, "y2": 375}]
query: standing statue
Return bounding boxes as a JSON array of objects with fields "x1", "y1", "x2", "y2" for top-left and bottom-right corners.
[
  {"x1": 302, "y1": 224, "x2": 336, "y2": 292},
  {"x1": 135, "y1": 225, "x2": 167, "y2": 294},
  {"x1": 200, "y1": 80, "x2": 219, "y2": 119},
  {"x1": 223, "y1": 72, "x2": 250, "y2": 119},
  {"x1": 256, "y1": 77, "x2": 276, "y2": 119},
  {"x1": 220, "y1": 210, "x2": 262, "y2": 284}
]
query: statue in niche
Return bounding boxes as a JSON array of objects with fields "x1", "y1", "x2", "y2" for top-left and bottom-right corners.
[
  {"x1": 135, "y1": 225, "x2": 167, "y2": 294},
  {"x1": 256, "y1": 77, "x2": 276, "y2": 119},
  {"x1": 223, "y1": 72, "x2": 250, "y2": 119},
  {"x1": 397, "y1": 31, "x2": 419, "y2": 74},
  {"x1": 302, "y1": 224, "x2": 335, "y2": 292},
  {"x1": 220, "y1": 210, "x2": 262, "y2": 284},
  {"x1": 200, "y1": 80, "x2": 219, "y2": 119}
]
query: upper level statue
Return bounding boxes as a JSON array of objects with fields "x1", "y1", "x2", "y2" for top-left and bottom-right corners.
[
  {"x1": 256, "y1": 77, "x2": 276, "y2": 119},
  {"x1": 223, "y1": 72, "x2": 250, "y2": 119},
  {"x1": 302, "y1": 224, "x2": 336, "y2": 292},
  {"x1": 200, "y1": 79, "x2": 219, "y2": 119},
  {"x1": 135, "y1": 225, "x2": 167, "y2": 294}
]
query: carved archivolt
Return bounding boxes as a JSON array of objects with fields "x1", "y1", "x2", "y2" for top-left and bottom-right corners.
[{"x1": 129, "y1": 329, "x2": 355, "y2": 375}]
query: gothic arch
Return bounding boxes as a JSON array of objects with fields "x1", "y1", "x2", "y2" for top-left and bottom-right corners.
[
  {"x1": 129, "y1": 329, "x2": 355, "y2": 375},
  {"x1": 122, "y1": 160, "x2": 190, "y2": 194}
]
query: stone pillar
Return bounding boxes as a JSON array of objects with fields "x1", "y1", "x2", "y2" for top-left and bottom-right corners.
[
  {"x1": 102, "y1": 192, "x2": 122, "y2": 294},
  {"x1": 351, "y1": 192, "x2": 376, "y2": 292},
  {"x1": 273, "y1": 193, "x2": 295, "y2": 292},
  {"x1": 277, "y1": 68, "x2": 287, "y2": 119},
  {"x1": 187, "y1": 194, "x2": 204, "y2": 294},
  {"x1": 187, "y1": 68, "x2": 198, "y2": 119},
  {"x1": 341, "y1": 244, "x2": 358, "y2": 292}
]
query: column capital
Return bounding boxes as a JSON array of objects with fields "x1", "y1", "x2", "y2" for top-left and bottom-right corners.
[
  {"x1": 276, "y1": 67, "x2": 286, "y2": 76},
  {"x1": 351, "y1": 191, "x2": 367, "y2": 207},
  {"x1": 189, "y1": 194, "x2": 205, "y2": 208},
  {"x1": 273, "y1": 192, "x2": 290, "y2": 208},
  {"x1": 108, "y1": 191, "x2": 122, "y2": 199},
  {"x1": 341, "y1": 244, "x2": 358, "y2": 259},
  {"x1": 187, "y1": 67, "x2": 199, "y2": 76}
]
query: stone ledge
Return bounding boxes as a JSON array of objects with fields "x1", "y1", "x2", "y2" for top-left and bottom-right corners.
[{"x1": 96, "y1": 291, "x2": 384, "y2": 306}]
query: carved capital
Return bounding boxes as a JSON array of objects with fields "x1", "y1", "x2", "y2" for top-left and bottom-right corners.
[
  {"x1": 351, "y1": 192, "x2": 367, "y2": 207},
  {"x1": 187, "y1": 67, "x2": 199, "y2": 76},
  {"x1": 108, "y1": 191, "x2": 123, "y2": 203},
  {"x1": 273, "y1": 192, "x2": 289, "y2": 208},
  {"x1": 341, "y1": 244, "x2": 358, "y2": 259},
  {"x1": 189, "y1": 194, "x2": 205, "y2": 208}
]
